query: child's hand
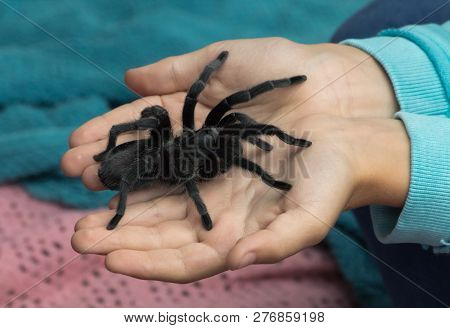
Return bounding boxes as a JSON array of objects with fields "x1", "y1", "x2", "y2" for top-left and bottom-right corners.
[
  {"x1": 61, "y1": 38, "x2": 407, "y2": 282},
  {"x1": 66, "y1": 113, "x2": 409, "y2": 282},
  {"x1": 62, "y1": 38, "x2": 398, "y2": 188},
  {"x1": 124, "y1": 38, "x2": 397, "y2": 120}
]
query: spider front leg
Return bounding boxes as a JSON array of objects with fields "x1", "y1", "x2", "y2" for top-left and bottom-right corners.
[
  {"x1": 182, "y1": 51, "x2": 228, "y2": 130},
  {"x1": 234, "y1": 157, "x2": 292, "y2": 191},
  {"x1": 185, "y1": 180, "x2": 213, "y2": 230},
  {"x1": 141, "y1": 105, "x2": 173, "y2": 144},
  {"x1": 203, "y1": 75, "x2": 307, "y2": 127},
  {"x1": 94, "y1": 105, "x2": 170, "y2": 162}
]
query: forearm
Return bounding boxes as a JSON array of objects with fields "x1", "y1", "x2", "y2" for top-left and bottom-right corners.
[{"x1": 341, "y1": 21, "x2": 450, "y2": 250}]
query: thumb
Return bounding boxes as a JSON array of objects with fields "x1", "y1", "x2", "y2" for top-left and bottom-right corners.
[
  {"x1": 125, "y1": 43, "x2": 222, "y2": 96},
  {"x1": 226, "y1": 208, "x2": 331, "y2": 270}
]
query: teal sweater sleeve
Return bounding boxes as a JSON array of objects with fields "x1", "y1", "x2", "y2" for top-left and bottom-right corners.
[{"x1": 341, "y1": 22, "x2": 450, "y2": 253}]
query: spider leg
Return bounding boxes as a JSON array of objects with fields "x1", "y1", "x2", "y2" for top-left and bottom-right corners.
[
  {"x1": 141, "y1": 105, "x2": 173, "y2": 143},
  {"x1": 234, "y1": 157, "x2": 292, "y2": 191},
  {"x1": 141, "y1": 106, "x2": 173, "y2": 153},
  {"x1": 242, "y1": 123, "x2": 312, "y2": 147},
  {"x1": 245, "y1": 135, "x2": 273, "y2": 152},
  {"x1": 218, "y1": 112, "x2": 273, "y2": 151},
  {"x1": 185, "y1": 180, "x2": 213, "y2": 230},
  {"x1": 203, "y1": 75, "x2": 306, "y2": 127},
  {"x1": 105, "y1": 162, "x2": 145, "y2": 230},
  {"x1": 94, "y1": 122, "x2": 139, "y2": 162},
  {"x1": 94, "y1": 111, "x2": 163, "y2": 162},
  {"x1": 223, "y1": 123, "x2": 311, "y2": 148},
  {"x1": 106, "y1": 180, "x2": 130, "y2": 230},
  {"x1": 182, "y1": 51, "x2": 229, "y2": 130}
]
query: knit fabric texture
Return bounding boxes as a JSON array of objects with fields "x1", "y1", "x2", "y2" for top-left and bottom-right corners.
[
  {"x1": 1, "y1": 184, "x2": 357, "y2": 308},
  {"x1": 342, "y1": 22, "x2": 450, "y2": 252},
  {"x1": 0, "y1": 0, "x2": 368, "y2": 207}
]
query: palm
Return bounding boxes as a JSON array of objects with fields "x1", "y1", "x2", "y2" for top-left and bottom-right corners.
[
  {"x1": 62, "y1": 39, "x2": 360, "y2": 282},
  {"x1": 68, "y1": 95, "x2": 353, "y2": 281}
]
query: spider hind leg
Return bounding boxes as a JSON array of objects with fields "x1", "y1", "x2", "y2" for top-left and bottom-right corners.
[
  {"x1": 218, "y1": 112, "x2": 273, "y2": 151},
  {"x1": 106, "y1": 181, "x2": 129, "y2": 230},
  {"x1": 241, "y1": 123, "x2": 312, "y2": 148},
  {"x1": 185, "y1": 180, "x2": 213, "y2": 230},
  {"x1": 105, "y1": 162, "x2": 143, "y2": 230}
]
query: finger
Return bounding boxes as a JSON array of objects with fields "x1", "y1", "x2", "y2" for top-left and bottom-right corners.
[
  {"x1": 69, "y1": 96, "x2": 163, "y2": 148},
  {"x1": 109, "y1": 184, "x2": 184, "y2": 209},
  {"x1": 72, "y1": 219, "x2": 196, "y2": 255},
  {"x1": 81, "y1": 164, "x2": 104, "y2": 190},
  {"x1": 105, "y1": 242, "x2": 223, "y2": 282},
  {"x1": 226, "y1": 207, "x2": 330, "y2": 270},
  {"x1": 62, "y1": 133, "x2": 139, "y2": 177},
  {"x1": 74, "y1": 194, "x2": 187, "y2": 231},
  {"x1": 124, "y1": 44, "x2": 219, "y2": 96}
]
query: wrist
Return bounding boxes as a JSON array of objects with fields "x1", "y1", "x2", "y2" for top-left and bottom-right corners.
[
  {"x1": 350, "y1": 118, "x2": 410, "y2": 208},
  {"x1": 308, "y1": 43, "x2": 398, "y2": 119}
]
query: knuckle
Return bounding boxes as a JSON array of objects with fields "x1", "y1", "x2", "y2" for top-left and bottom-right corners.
[
  {"x1": 176, "y1": 277, "x2": 195, "y2": 284},
  {"x1": 105, "y1": 254, "x2": 119, "y2": 273},
  {"x1": 68, "y1": 131, "x2": 78, "y2": 148},
  {"x1": 169, "y1": 59, "x2": 183, "y2": 88},
  {"x1": 208, "y1": 40, "x2": 227, "y2": 53},
  {"x1": 71, "y1": 229, "x2": 95, "y2": 253},
  {"x1": 123, "y1": 101, "x2": 143, "y2": 121},
  {"x1": 74, "y1": 214, "x2": 96, "y2": 231},
  {"x1": 267, "y1": 242, "x2": 288, "y2": 262},
  {"x1": 79, "y1": 228, "x2": 97, "y2": 245},
  {"x1": 68, "y1": 133, "x2": 80, "y2": 149},
  {"x1": 61, "y1": 149, "x2": 86, "y2": 176},
  {"x1": 316, "y1": 226, "x2": 329, "y2": 243},
  {"x1": 60, "y1": 151, "x2": 76, "y2": 176},
  {"x1": 257, "y1": 230, "x2": 287, "y2": 263},
  {"x1": 70, "y1": 233, "x2": 83, "y2": 253},
  {"x1": 132, "y1": 96, "x2": 152, "y2": 109},
  {"x1": 75, "y1": 126, "x2": 92, "y2": 144},
  {"x1": 269, "y1": 36, "x2": 291, "y2": 45},
  {"x1": 124, "y1": 68, "x2": 136, "y2": 86},
  {"x1": 307, "y1": 226, "x2": 328, "y2": 246}
]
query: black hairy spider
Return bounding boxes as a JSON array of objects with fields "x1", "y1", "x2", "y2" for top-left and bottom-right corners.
[{"x1": 94, "y1": 51, "x2": 311, "y2": 231}]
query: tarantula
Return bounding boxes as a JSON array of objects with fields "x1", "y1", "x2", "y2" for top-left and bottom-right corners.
[{"x1": 94, "y1": 51, "x2": 311, "y2": 231}]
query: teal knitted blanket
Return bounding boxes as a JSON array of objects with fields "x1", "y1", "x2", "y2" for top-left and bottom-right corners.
[{"x1": 0, "y1": 0, "x2": 389, "y2": 306}]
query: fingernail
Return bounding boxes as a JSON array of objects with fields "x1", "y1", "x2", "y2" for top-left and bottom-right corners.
[{"x1": 233, "y1": 252, "x2": 256, "y2": 270}]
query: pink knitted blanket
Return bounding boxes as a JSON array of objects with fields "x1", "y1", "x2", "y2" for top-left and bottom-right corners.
[{"x1": 0, "y1": 185, "x2": 356, "y2": 307}]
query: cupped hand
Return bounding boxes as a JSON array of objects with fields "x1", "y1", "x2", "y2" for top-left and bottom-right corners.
[
  {"x1": 69, "y1": 114, "x2": 364, "y2": 282},
  {"x1": 62, "y1": 37, "x2": 396, "y2": 187},
  {"x1": 61, "y1": 38, "x2": 405, "y2": 282}
]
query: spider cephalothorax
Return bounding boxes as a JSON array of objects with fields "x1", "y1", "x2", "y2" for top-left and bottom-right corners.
[{"x1": 94, "y1": 51, "x2": 311, "y2": 231}]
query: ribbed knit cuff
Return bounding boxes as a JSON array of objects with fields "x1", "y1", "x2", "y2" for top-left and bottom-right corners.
[
  {"x1": 370, "y1": 113, "x2": 450, "y2": 252},
  {"x1": 342, "y1": 36, "x2": 448, "y2": 116}
]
